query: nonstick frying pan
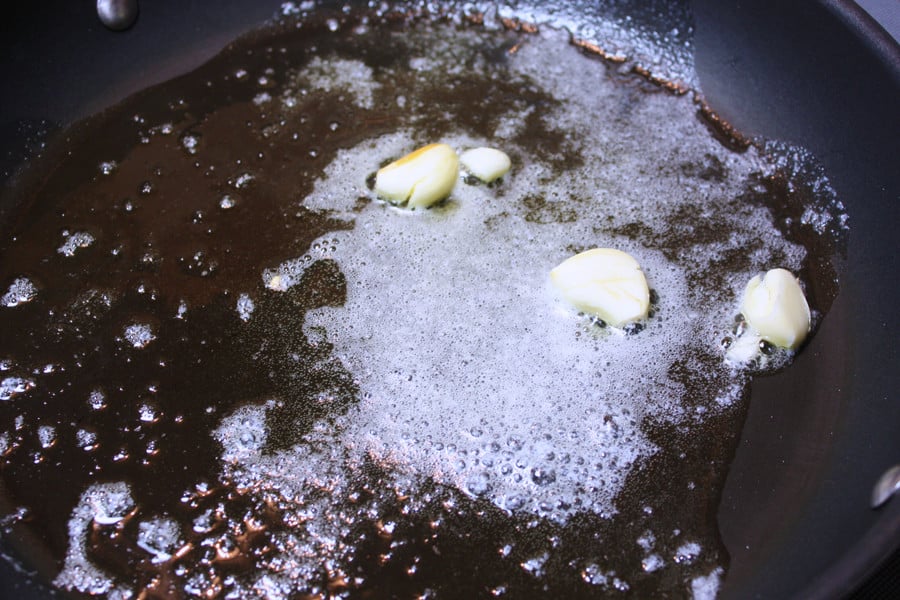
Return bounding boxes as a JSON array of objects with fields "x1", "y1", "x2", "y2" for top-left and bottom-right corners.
[{"x1": 0, "y1": 1, "x2": 897, "y2": 598}]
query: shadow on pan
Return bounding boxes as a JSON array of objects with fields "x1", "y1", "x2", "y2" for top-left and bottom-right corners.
[{"x1": 0, "y1": 0, "x2": 897, "y2": 597}]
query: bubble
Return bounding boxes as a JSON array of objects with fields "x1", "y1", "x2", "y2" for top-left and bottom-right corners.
[
  {"x1": 233, "y1": 173, "x2": 254, "y2": 188},
  {"x1": 530, "y1": 467, "x2": 557, "y2": 486},
  {"x1": 99, "y1": 160, "x2": 117, "y2": 175},
  {"x1": 465, "y1": 473, "x2": 492, "y2": 496},
  {"x1": 180, "y1": 132, "x2": 201, "y2": 155}
]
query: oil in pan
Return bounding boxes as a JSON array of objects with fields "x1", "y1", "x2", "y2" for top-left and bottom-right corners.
[{"x1": 0, "y1": 3, "x2": 848, "y2": 598}]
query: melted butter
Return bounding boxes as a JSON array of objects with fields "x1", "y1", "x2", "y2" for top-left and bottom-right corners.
[{"x1": 0, "y1": 10, "x2": 847, "y2": 599}]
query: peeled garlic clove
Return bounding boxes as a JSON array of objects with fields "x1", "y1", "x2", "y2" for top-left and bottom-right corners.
[
  {"x1": 741, "y1": 268, "x2": 810, "y2": 349},
  {"x1": 550, "y1": 248, "x2": 650, "y2": 327},
  {"x1": 374, "y1": 143, "x2": 459, "y2": 208},
  {"x1": 459, "y1": 147, "x2": 511, "y2": 183}
]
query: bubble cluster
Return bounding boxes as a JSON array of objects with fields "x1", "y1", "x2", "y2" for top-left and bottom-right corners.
[
  {"x1": 1, "y1": 277, "x2": 37, "y2": 307},
  {"x1": 0, "y1": 376, "x2": 35, "y2": 401},
  {"x1": 57, "y1": 231, "x2": 95, "y2": 257},
  {"x1": 298, "y1": 56, "x2": 379, "y2": 110},
  {"x1": 123, "y1": 323, "x2": 156, "y2": 349},
  {"x1": 236, "y1": 293, "x2": 256, "y2": 322}
]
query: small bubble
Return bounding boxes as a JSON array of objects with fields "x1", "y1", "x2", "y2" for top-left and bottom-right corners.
[
  {"x1": 99, "y1": 161, "x2": 117, "y2": 175},
  {"x1": 180, "y1": 133, "x2": 200, "y2": 155},
  {"x1": 253, "y1": 92, "x2": 272, "y2": 105},
  {"x1": 219, "y1": 195, "x2": 236, "y2": 210},
  {"x1": 531, "y1": 467, "x2": 557, "y2": 486},
  {"x1": 465, "y1": 473, "x2": 492, "y2": 496},
  {"x1": 233, "y1": 173, "x2": 254, "y2": 188}
]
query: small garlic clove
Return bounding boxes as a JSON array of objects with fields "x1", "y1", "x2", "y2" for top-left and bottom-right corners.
[
  {"x1": 460, "y1": 147, "x2": 511, "y2": 183},
  {"x1": 550, "y1": 248, "x2": 650, "y2": 327},
  {"x1": 741, "y1": 268, "x2": 810, "y2": 349},
  {"x1": 374, "y1": 143, "x2": 459, "y2": 208}
]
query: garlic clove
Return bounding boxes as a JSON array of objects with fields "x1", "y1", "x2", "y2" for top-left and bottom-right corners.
[
  {"x1": 550, "y1": 248, "x2": 650, "y2": 327},
  {"x1": 460, "y1": 147, "x2": 511, "y2": 183},
  {"x1": 374, "y1": 143, "x2": 459, "y2": 208},
  {"x1": 741, "y1": 268, "x2": 810, "y2": 349}
]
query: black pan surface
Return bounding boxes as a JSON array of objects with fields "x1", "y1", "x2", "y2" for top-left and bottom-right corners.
[{"x1": 0, "y1": 1, "x2": 897, "y2": 598}]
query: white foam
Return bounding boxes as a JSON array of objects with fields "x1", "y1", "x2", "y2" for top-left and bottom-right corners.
[
  {"x1": 691, "y1": 567, "x2": 724, "y2": 600},
  {"x1": 55, "y1": 482, "x2": 134, "y2": 596},
  {"x1": 298, "y1": 56, "x2": 379, "y2": 110},
  {"x1": 239, "y1": 26, "x2": 809, "y2": 530},
  {"x1": 136, "y1": 517, "x2": 182, "y2": 564}
]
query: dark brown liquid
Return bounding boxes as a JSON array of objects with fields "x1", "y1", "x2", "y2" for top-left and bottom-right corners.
[{"x1": 0, "y1": 10, "x2": 845, "y2": 599}]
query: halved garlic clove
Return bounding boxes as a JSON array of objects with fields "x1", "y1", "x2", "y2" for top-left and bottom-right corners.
[
  {"x1": 741, "y1": 268, "x2": 810, "y2": 349},
  {"x1": 374, "y1": 143, "x2": 459, "y2": 208},
  {"x1": 459, "y1": 147, "x2": 511, "y2": 183},
  {"x1": 550, "y1": 248, "x2": 650, "y2": 327}
]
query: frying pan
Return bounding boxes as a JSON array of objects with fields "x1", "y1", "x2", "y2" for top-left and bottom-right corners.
[{"x1": 0, "y1": 1, "x2": 897, "y2": 597}]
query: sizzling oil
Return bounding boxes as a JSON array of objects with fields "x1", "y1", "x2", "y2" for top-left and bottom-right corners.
[{"x1": 0, "y1": 9, "x2": 846, "y2": 599}]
